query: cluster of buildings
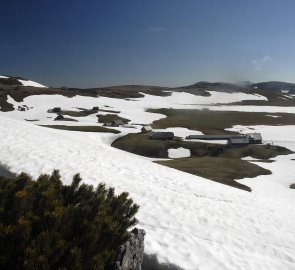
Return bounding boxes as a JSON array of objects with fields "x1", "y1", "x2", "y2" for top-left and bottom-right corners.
[
  {"x1": 142, "y1": 126, "x2": 262, "y2": 146},
  {"x1": 46, "y1": 107, "x2": 263, "y2": 147}
]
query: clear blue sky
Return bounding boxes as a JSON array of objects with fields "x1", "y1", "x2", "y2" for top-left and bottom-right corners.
[{"x1": 1, "y1": 0, "x2": 295, "y2": 87}]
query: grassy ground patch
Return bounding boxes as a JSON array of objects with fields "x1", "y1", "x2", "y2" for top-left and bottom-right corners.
[
  {"x1": 156, "y1": 157, "x2": 271, "y2": 191},
  {"x1": 60, "y1": 109, "x2": 97, "y2": 117},
  {"x1": 112, "y1": 133, "x2": 292, "y2": 191},
  {"x1": 97, "y1": 114, "x2": 130, "y2": 124},
  {"x1": 40, "y1": 125, "x2": 120, "y2": 133},
  {"x1": 148, "y1": 109, "x2": 295, "y2": 134}
]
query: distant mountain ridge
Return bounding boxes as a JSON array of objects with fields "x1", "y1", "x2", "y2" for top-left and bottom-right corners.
[
  {"x1": 1, "y1": 74, "x2": 295, "y2": 92},
  {"x1": 252, "y1": 81, "x2": 295, "y2": 92}
]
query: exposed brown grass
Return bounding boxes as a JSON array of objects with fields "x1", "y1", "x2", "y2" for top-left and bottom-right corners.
[
  {"x1": 148, "y1": 109, "x2": 295, "y2": 134},
  {"x1": 112, "y1": 133, "x2": 292, "y2": 191},
  {"x1": 156, "y1": 157, "x2": 271, "y2": 191}
]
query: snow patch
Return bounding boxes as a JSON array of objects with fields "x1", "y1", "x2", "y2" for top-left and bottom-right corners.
[
  {"x1": 226, "y1": 124, "x2": 295, "y2": 203},
  {"x1": 265, "y1": 115, "x2": 281, "y2": 118},
  {"x1": 18, "y1": 79, "x2": 47, "y2": 88},
  {"x1": 168, "y1": 147, "x2": 191, "y2": 158}
]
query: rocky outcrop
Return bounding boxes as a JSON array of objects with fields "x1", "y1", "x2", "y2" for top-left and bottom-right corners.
[
  {"x1": 114, "y1": 228, "x2": 145, "y2": 270},
  {"x1": 290, "y1": 183, "x2": 295, "y2": 189}
]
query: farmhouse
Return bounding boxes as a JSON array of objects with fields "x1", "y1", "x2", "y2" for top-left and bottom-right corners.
[
  {"x1": 141, "y1": 125, "x2": 152, "y2": 134},
  {"x1": 228, "y1": 136, "x2": 249, "y2": 147},
  {"x1": 186, "y1": 133, "x2": 263, "y2": 147},
  {"x1": 246, "y1": 133, "x2": 262, "y2": 144},
  {"x1": 151, "y1": 132, "x2": 174, "y2": 140}
]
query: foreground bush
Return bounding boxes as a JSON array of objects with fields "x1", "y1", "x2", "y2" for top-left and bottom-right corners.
[{"x1": 0, "y1": 170, "x2": 139, "y2": 270}]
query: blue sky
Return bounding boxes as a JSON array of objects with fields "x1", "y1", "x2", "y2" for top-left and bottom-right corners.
[{"x1": 1, "y1": 0, "x2": 295, "y2": 87}]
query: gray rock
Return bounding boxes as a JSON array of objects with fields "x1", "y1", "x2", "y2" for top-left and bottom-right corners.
[
  {"x1": 290, "y1": 183, "x2": 295, "y2": 189},
  {"x1": 115, "y1": 228, "x2": 146, "y2": 270}
]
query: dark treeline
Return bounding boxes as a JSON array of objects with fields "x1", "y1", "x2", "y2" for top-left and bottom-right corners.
[{"x1": 0, "y1": 170, "x2": 139, "y2": 270}]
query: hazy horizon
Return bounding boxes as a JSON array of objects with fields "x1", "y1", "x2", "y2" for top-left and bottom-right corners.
[{"x1": 1, "y1": 0, "x2": 295, "y2": 88}]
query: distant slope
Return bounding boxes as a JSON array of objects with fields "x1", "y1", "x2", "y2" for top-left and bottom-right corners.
[
  {"x1": 253, "y1": 81, "x2": 295, "y2": 93},
  {"x1": 0, "y1": 75, "x2": 47, "y2": 88}
]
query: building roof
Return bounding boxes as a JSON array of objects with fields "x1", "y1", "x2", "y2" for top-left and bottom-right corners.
[
  {"x1": 186, "y1": 134, "x2": 241, "y2": 140},
  {"x1": 247, "y1": 133, "x2": 262, "y2": 141},
  {"x1": 228, "y1": 137, "x2": 249, "y2": 145},
  {"x1": 151, "y1": 132, "x2": 174, "y2": 139}
]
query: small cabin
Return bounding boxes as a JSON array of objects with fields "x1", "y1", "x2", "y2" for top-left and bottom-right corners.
[
  {"x1": 54, "y1": 114, "x2": 64, "y2": 121},
  {"x1": 92, "y1": 106, "x2": 99, "y2": 111},
  {"x1": 246, "y1": 133, "x2": 262, "y2": 144},
  {"x1": 150, "y1": 132, "x2": 174, "y2": 140},
  {"x1": 53, "y1": 107, "x2": 61, "y2": 113},
  {"x1": 141, "y1": 125, "x2": 152, "y2": 134}
]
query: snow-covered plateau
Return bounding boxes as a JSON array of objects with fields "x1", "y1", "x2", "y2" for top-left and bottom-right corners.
[{"x1": 0, "y1": 86, "x2": 295, "y2": 269}]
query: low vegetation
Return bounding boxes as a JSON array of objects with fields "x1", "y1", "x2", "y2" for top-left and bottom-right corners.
[
  {"x1": 112, "y1": 133, "x2": 291, "y2": 159},
  {"x1": 0, "y1": 170, "x2": 139, "y2": 270},
  {"x1": 156, "y1": 157, "x2": 271, "y2": 191},
  {"x1": 112, "y1": 133, "x2": 292, "y2": 191},
  {"x1": 97, "y1": 114, "x2": 130, "y2": 124},
  {"x1": 41, "y1": 125, "x2": 121, "y2": 133},
  {"x1": 60, "y1": 109, "x2": 97, "y2": 117},
  {"x1": 148, "y1": 109, "x2": 295, "y2": 134}
]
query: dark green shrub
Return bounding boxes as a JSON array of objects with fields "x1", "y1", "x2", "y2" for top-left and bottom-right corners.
[{"x1": 0, "y1": 170, "x2": 139, "y2": 270}]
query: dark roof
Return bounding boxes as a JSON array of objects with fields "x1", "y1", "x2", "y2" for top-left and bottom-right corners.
[
  {"x1": 186, "y1": 134, "x2": 241, "y2": 140},
  {"x1": 151, "y1": 132, "x2": 174, "y2": 140},
  {"x1": 55, "y1": 114, "x2": 64, "y2": 120},
  {"x1": 53, "y1": 107, "x2": 61, "y2": 112},
  {"x1": 228, "y1": 137, "x2": 249, "y2": 145}
]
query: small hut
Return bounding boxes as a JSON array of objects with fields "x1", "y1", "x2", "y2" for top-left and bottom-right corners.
[
  {"x1": 92, "y1": 106, "x2": 99, "y2": 111},
  {"x1": 53, "y1": 107, "x2": 61, "y2": 113},
  {"x1": 150, "y1": 132, "x2": 174, "y2": 140},
  {"x1": 246, "y1": 133, "x2": 262, "y2": 144},
  {"x1": 141, "y1": 125, "x2": 152, "y2": 134},
  {"x1": 54, "y1": 114, "x2": 64, "y2": 121}
]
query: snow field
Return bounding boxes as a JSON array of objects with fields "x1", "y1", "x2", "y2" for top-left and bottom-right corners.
[
  {"x1": 0, "y1": 116, "x2": 295, "y2": 270},
  {"x1": 17, "y1": 79, "x2": 47, "y2": 88},
  {"x1": 2, "y1": 90, "x2": 269, "y2": 126}
]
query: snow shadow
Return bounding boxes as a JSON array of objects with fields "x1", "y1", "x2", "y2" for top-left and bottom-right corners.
[{"x1": 142, "y1": 254, "x2": 184, "y2": 270}]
